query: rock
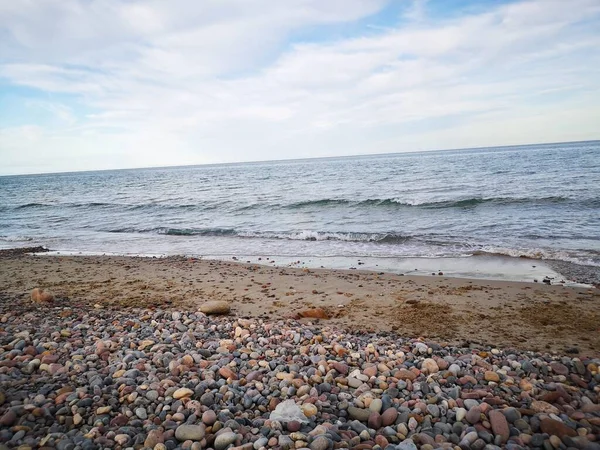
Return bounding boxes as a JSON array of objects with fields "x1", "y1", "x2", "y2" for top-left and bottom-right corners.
[
  {"x1": 421, "y1": 358, "x2": 439, "y2": 374},
  {"x1": 0, "y1": 409, "x2": 17, "y2": 426},
  {"x1": 219, "y1": 366, "x2": 238, "y2": 380},
  {"x1": 539, "y1": 418, "x2": 577, "y2": 438},
  {"x1": 348, "y1": 406, "x2": 371, "y2": 422},
  {"x1": 549, "y1": 362, "x2": 569, "y2": 376},
  {"x1": 214, "y1": 431, "x2": 238, "y2": 450},
  {"x1": 301, "y1": 403, "x2": 318, "y2": 418},
  {"x1": 96, "y1": 406, "x2": 111, "y2": 415},
  {"x1": 173, "y1": 388, "x2": 194, "y2": 399},
  {"x1": 114, "y1": 434, "x2": 129, "y2": 446},
  {"x1": 466, "y1": 406, "x2": 481, "y2": 424},
  {"x1": 175, "y1": 425, "x2": 205, "y2": 442},
  {"x1": 502, "y1": 407, "x2": 521, "y2": 423},
  {"x1": 397, "y1": 439, "x2": 418, "y2": 450},
  {"x1": 199, "y1": 301, "x2": 231, "y2": 315},
  {"x1": 309, "y1": 436, "x2": 330, "y2": 450},
  {"x1": 381, "y1": 407, "x2": 398, "y2": 426},
  {"x1": 484, "y1": 371, "x2": 500, "y2": 382},
  {"x1": 287, "y1": 420, "x2": 301, "y2": 432},
  {"x1": 581, "y1": 404, "x2": 600, "y2": 413},
  {"x1": 202, "y1": 410, "x2": 217, "y2": 425},
  {"x1": 278, "y1": 435, "x2": 294, "y2": 450},
  {"x1": 369, "y1": 398, "x2": 383, "y2": 413},
  {"x1": 368, "y1": 412, "x2": 382, "y2": 429},
  {"x1": 530, "y1": 401, "x2": 559, "y2": 415},
  {"x1": 145, "y1": 430, "x2": 164, "y2": 448},
  {"x1": 31, "y1": 288, "x2": 54, "y2": 303},
  {"x1": 395, "y1": 369, "x2": 416, "y2": 381},
  {"x1": 297, "y1": 308, "x2": 329, "y2": 320},
  {"x1": 135, "y1": 407, "x2": 148, "y2": 419},
  {"x1": 489, "y1": 410, "x2": 509, "y2": 444},
  {"x1": 331, "y1": 361, "x2": 348, "y2": 374}
]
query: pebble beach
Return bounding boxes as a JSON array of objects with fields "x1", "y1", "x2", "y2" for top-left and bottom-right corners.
[{"x1": 1, "y1": 297, "x2": 600, "y2": 450}]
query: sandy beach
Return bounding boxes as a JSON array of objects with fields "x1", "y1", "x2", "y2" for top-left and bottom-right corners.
[
  {"x1": 1, "y1": 252, "x2": 598, "y2": 357},
  {"x1": 1, "y1": 249, "x2": 600, "y2": 450}
]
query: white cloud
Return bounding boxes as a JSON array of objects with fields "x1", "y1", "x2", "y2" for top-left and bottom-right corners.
[{"x1": 1, "y1": 0, "x2": 600, "y2": 174}]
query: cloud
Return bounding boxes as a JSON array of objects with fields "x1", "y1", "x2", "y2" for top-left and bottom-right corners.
[{"x1": 1, "y1": 0, "x2": 600, "y2": 174}]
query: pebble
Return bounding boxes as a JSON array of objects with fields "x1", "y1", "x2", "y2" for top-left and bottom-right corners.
[
  {"x1": 0, "y1": 301, "x2": 597, "y2": 450},
  {"x1": 173, "y1": 387, "x2": 194, "y2": 399},
  {"x1": 175, "y1": 425, "x2": 205, "y2": 442},
  {"x1": 214, "y1": 431, "x2": 238, "y2": 450}
]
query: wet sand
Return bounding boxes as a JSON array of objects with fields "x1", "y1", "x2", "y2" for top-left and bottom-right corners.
[{"x1": 1, "y1": 253, "x2": 599, "y2": 357}]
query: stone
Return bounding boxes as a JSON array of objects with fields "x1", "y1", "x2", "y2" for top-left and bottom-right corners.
[
  {"x1": 173, "y1": 388, "x2": 194, "y2": 399},
  {"x1": 96, "y1": 406, "x2": 111, "y2": 415},
  {"x1": 421, "y1": 358, "x2": 439, "y2": 374},
  {"x1": 175, "y1": 425, "x2": 205, "y2": 442},
  {"x1": 369, "y1": 398, "x2": 383, "y2": 413},
  {"x1": 381, "y1": 407, "x2": 398, "y2": 427},
  {"x1": 31, "y1": 287, "x2": 54, "y2": 303},
  {"x1": 395, "y1": 369, "x2": 416, "y2": 381},
  {"x1": 331, "y1": 362, "x2": 348, "y2": 374},
  {"x1": 396, "y1": 439, "x2": 418, "y2": 450},
  {"x1": 530, "y1": 401, "x2": 559, "y2": 415},
  {"x1": 489, "y1": 410, "x2": 509, "y2": 444},
  {"x1": 145, "y1": 430, "x2": 164, "y2": 448},
  {"x1": 287, "y1": 420, "x2": 301, "y2": 432},
  {"x1": 301, "y1": 403, "x2": 318, "y2": 418},
  {"x1": 466, "y1": 406, "x2": 481, "y2": 424},
  {"x1": 539, "y1": 418, "x2": 577, "y2": 438},
  {"x1": 114, "y1": 434, "x2": 129, "y2": 446},
  {"x1": 297, "y1": 309, "x2": 329, "y2": 320},
  {"x1": 219, "y1": 366, "x2": 238, "y2": 380},
  {"x1": 133, "y1": 407, "x2": 146, "y2": 420},
  {"x1": 0, "y1": 409, "x2": 17, "y2": 426},
  {"x1": 309, "y1": 436, "x2": 330, "y2": 450},
  {"x1": 199, "y1": 301, "x2": 231, "y2": 315},
  {"x1": 214, "y1": 431, "x2": 238, "y2": 450},
  {"x1": 502, "y1": 407, "x2": 521, "y2": 423},
  {"x1": 348, "y1": 406, "x2": 371, "y2": 422},
  {"x1": 581, "y1": 404, "x2": 600, "y2": 413},
  {"x1": 202, "y1": 410, "x2": 217, "y2": 425},
  {"x1": 484, "y1": 371, "x2": 500, "y2": 382},
  {"x1": 368, "y1": 412, "x2": 382, "y2": 429},
  {"x1": 549, "y1": 362, "x2": 569, "y2": 376}
]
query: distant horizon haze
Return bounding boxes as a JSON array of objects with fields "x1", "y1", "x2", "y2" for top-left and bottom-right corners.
[{"x1": 2, "y1": 139, "x2": 599, "y2": 177}]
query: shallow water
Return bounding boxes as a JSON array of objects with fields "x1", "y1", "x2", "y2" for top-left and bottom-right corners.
[{"x1": 1, "y1": 141, "x2": 599, "y2": 284}]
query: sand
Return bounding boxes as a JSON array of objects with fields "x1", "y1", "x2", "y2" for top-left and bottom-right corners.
[{"x1": 1, "y1": 253, "x2": 599, "y2": 357}]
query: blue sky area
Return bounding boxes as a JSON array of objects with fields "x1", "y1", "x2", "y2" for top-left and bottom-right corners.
[{"x1": 0, "y1": 0, "x2": 599, "y2": 174}]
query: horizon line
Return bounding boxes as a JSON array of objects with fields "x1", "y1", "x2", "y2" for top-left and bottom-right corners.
[{"x1": 2, "y1": 138, "x2": 599, "y2": 177}]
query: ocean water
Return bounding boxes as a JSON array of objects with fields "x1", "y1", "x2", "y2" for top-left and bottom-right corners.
[{"x1": 1, "y1": 141, "x2": 599, "y2": 284}]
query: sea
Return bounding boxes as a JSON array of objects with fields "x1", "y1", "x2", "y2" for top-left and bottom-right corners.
[{"x1": 1, "y1": 141, "x2": 599, "y2": 286}]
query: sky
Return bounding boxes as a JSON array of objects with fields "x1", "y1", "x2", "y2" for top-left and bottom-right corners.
[{"x1": 1, "y1": 0, "x2": 600, "y2": 175}]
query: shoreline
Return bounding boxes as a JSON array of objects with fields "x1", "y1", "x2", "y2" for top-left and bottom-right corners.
[
  {"x1": 1, "y1": 252, "x2": 598, "y2": 357},
  {"x1": 3, "y1": 244, "x2": 596, "y2": 288}
]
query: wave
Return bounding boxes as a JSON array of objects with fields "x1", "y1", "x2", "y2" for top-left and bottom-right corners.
[
  {"x1": 0, "y1": 235, "x2": 34, "y2": 242},
  {"x1": 106, "y1": 227, "x2": 409, "y2": 242},
  {"x1": 473, "y1": 247, "x2": 600, "y2": 267},
  {"x1": 4, "y1": 195, "x2": 595, "y2": 213},
  {"x1": 103, "y1": 227, "x2": 600, "y2": 267},
  {"x1": 283, "y1": 196, "x2": 577, "y2": 209},
  {"x1": 107, "y1": 227, "x2": 237, "y2": 237},
  {"x1": 8, "y1": 201, "x2": 211, "y2": 211}
]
